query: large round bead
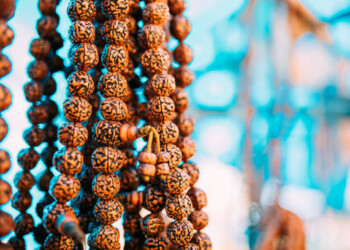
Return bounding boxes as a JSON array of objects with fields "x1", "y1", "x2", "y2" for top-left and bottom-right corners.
[
  {"x1": 0, "y1": 179, "x2": 11, "y2": 204},
  {"x1": 101, "y1": 0, "x2": 129, "y2": 20},
  {"x1": 140, "y1": 214, "x2": 164, "y2": 237},
  {"x1": 144, "y1": 236, "x2": 168, "y2": 250},
  {"x1": 177, "y1": 136, "x2": 196, "y2": 162},
  {"x1": 170, "y1": 15, "x2": 191, "y2": 41},
  {"x1": 94, "y1": 198, "x2": 124, "y2": 224},
  {"x1": 141, "y1": 48, "x2": 170, "y2": 76},
  {"x1": 53, "y1": 147, "x2": 83, "y2": 175},
  {"x1": 68, "y1": 71, "x2": 95, "y2": 98},
  {"x1": 14, "y1": 171, "x2": 35, "y2": 192},
  {"x1": 58, "y1": 122, "x2": 88, "y2": 147},
  {"x1": 138, "y1": 25, "x2": 165, "y2": 50},
  {"x1": 180, "y1": 162, "x2": 199, "y2": 186},
  {"x1": 0, "y1": 211, "x2": 14, "y2": 237},
  {"x1": 165, "y1": 194, "x2": 193, "y2": 220},
  {"x1": 147, "y1": 96, "x2": 175, "y2": 122},
  {"x1": 92, "y1": 146, "x2": 124, "y2": 173},
  {"x1": 100, "y1": 97, "x2": 128, "y2": 121},
  {"x1": 98, "y1": 72, "x2": 128, "y2": 98},
  {"x1": 17, "y1": 147, "x2": 40, "y2": 171},
  {"x1": 0, "y1": 150, "x2": 10, "y2": 174},
  {"x1": 44, "y1": 234, "x2": 75, "y2": 250},
  {"x1": 191, "y1": 232, "x2": 212, "y2": 250},
  {"x1": 0, "y1": 84, "x2": 11, "y2": 111},
  {"x1": 49, "y1": 174, "x2": 80, "y2": 203},
  {"x1": 13, "y1": 213, "x2": 34, "y2": 236},
  {"x1": 24, "y1": 81, "x2": 42, "y2": 103},
  {"x1": 30, "y1": 38, "x2": 50, "y2": 60},
  {"x1": 160, "y1": 144, "x2": 182, "y2": 169},
  {"x1": 143, "y1": 186, "x2": 165, "y2": 213},
  {"x1": 187, "y1": 187, "x2": 207, "y2": 210},
  {"x1": 93, "y1": 120, "x2": 122, "y2": 147},
  {"x1": 176, "y1": 114, "x2": 194, "y2": 136},
  {"x1": 102, "y1": 45, "x2": 128, "y2": 73},
  {"x1": 142, "y1": 2, "x2": 169, "y2": 25},
  {"x1": 43, "y1": 202, "x2": 75, "y2": 234},
  {"x1": 68, "y1": 0, "x2": 96, "y2": 21},
  {"x1": 101, "y1": 20, "x2": 129, "y2": 44},
  {"x1": 69, "y1": 43, "x2": 99, "y2": 71},
  {"x1": 150, "y1": 73, "x2": 176, "y2": 97},
  {"x1": 167, "y1": 220, "x2": 194, "y2": 246},
  {"x1": 64, "y1": 96, "x2": 92, "y2": 123},
  {"x1": 163, "y1": 168, "x2": 189, "y2": 195},
  {"x1": 188, "y1": 210, "x2": 209, "y2": 231},
  {"x1": 92, "y1": 173, "x2": 120, "y2": 200},
  {"x1": 69, "y1": 20, "x2": 95, "y2": 44},
  {"x1": 156, "y1": 121, "x2": 179, "y2": 144},
  {"x1": 173, "y1": 66, "x2": 194, "y2": 88},
  {"x1": 88, "y1": 224, "x2": 121, "y2": 250}
]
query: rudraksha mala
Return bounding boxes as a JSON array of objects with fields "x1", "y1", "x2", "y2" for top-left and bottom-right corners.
[{"x1": 0, "y1": 1, "x2": 15, "y2": 248}]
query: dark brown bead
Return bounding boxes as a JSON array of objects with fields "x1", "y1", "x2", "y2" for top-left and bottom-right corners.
[
  {"x1": 174, "y1": 43, "x2": 193, "y2": 65},
  {"x1": 100, "y1": 97, "x2": 128, "y2": 121},
  {"x1": 94, "y1": 198, "x2": 124, "y2": 224},
  {"x1": 38, "y1": 169, "x2": 54, "y2": 192},
  {"x1": 101, "y1": 20, "x2": 129, "y2": 45},
  {"x1": 176, "y1": 114, "x2": 194, "y2": 136},
  {"x1": 0, "y1": 150, "x2": 10, "y2": 174},
  {"x1": 92, "y1": 173, "x2": 120, "y2": 199},
  {"x1": 144, "y1": 81, "x2": 155, "y2": 100},
  {"x1": 102, "y1": 44, "x2": 128, "y2": 73},
  {"x1": 163, "y1": 168, "x2": 189, "y2": 195},
  {"x1": 143, "y1": 186, "x2": 165, "y2": 213},
  {"x1": 68, "y1": 0, "x2": 96, "y2": 22},
  {"x1": 101, "y1": 0, "x2": 129, "y2": 20},
  {"x1": 0, "y1": 117, "x2": 8, "y2": 142},
  {"x1": 46, "y1": 54, "x2": 64, "y2": 73},
  {"x1": 43, "y1": 100, "x2": 58, "y2": 122},
  {"x1": 119, "y1": 168, "x2": 139, "y2": 191},
  {"x1": 167, "y1": 220, "x2": 194, "y2": 246},
  {"x1": 64, "y1": 96, "x2": 92, "y2": 122},
  {"x1": 147, "y1": 96, "x2": 175, "y2": 122},
  {"x1": 93, "y1": 120, "x2": 122, "y2": 147},
  {"x1": 43, "y1": 202, "x2": 75, "y2": 234},
  {"x1": 0, "y1": 179, "x2": 11, "y2": 205},
  {"x1": 141, "y1": 48, "x2": 170, "y2": 76},
  {"x1": 191, "y1": 232, "x2": 212, "y2": 250},
  {"x1": 27, "y1": 104, "x2": 48, "y2": 124},
  {"x1": 53, "y1": 147, "x2": 83, "y2": 175},
  {"x1": 171, "y1": 15, "x2": 191, "y2": 41},
  {"x1": 172, "y1": 88, "x2": 189, "y2": 113},
  {"x1": 0, "y1": 211, "x2": 14, "y2": 237},
  {"x1": 174, "y1": 66, "x2": 194, "y2": 88},
  {"x1": 69, "y1": 20, "x2": 95, "y2": 44},
  {"x1": 12, "y1": 191, "x2": 32, "y2": 213},
  {"x1": 160, "y1": 144, "x2": 182, "y2": 169},
  {"x1": 188, "y1": 210, "x2": 209, "y2": 231},
  {"x1": 23, "y1": 125, "x2": 45, "y2": 146},
  {"x1": 14, "y1": 171, "x2": 35, "y2": 192},
  {"x1": 9, "y1": 236, "x2": 25, "y2": 250},
  {"x1": 0, "y1": 84, "x2": 11, "y2": 111},
  {"x1": 43, "y1": 123, "x2": 58, "y2": 143},
  {"x1": 128, "y1": 0, "x2": 140, "y2": 15},
  {"x1": 24, "y1": 81, "x2": 43, "y2": 102},
  {"x1": 138, "y1": 24, "x2": 165, "y2": 50},
  {"x1": 180, "y1": 162, "x2": 199, "y2": 186},
  {"x1": 141, "y1": 214, "x2": 164, "y2": 237},
  {"x1": 156, "y1": 121, "x2": 179, "y2": 144},
  {"x1": 150, "y1": 73, "x2": 176, "y2": 97},
  {"x1": 144, "y1": 236, "x2": 168, "y2": 250},
  {"x1": 17, "y1": 147, "x2": 40, "y2": 171},
  {"x1": 36, "y1": 16, "x2": 58, "y2": 38},
  {"x1": 165, "y1": 194, "x2": 193, "y2": 221},
  {"x1": 39, "y1": 0, "x2": 58, "y2": 15},
  {"x1": 125, "y1": 15, "x2": 136, "y2": 34},
  {"x1": 14, "y1": 213, "x2": 34, "y2": 236},
  {"x1": 123, "y1": 212, "x2": 141, "y2": 234},
  {"x1": 142, "y1": 2, "x2": 169, "y2": 25},
  {"x1": 50, "y1": 174, "x2": 80, "y2": 203},
  {"x1": 27, "y1": 60, "x2": 48, "y2": 81},
  {"x1": 44, "y1": 234, "x2": 75, "y2": 250},
  {"x1": 70, "y1": 43, "x2": 99, "y2": 71},
  {"x1": 33, "y1": 223, "x2": 49, "y2": 245},
  {"x1": 177, "y1": 136, "x2": 196, "y2": 162},
  {"x1": 88, "y1": 224, "x2": 121, "y2": 250},
  {"x1": 98, "y1": 71, "x2": 128, "y2": 98},
  {"x1": 68, "y1": 70, "x2": 95, "y2": 98},
  {"x1": 0, "y1": 54, "x2": 11, "y2": 78},
  {"x1": 92, "y1": 146, "x2": 124, "y2": 173},
  {"x1": 29, "y1": 38, "x2": 50, "y2": 60},
  {"x1": 58, "y1": 122, "x2": 88, "y2": 147},
  {"x1": 42, "y1": 77, "x2": 57, "y2": 96},
  {"x1": 187, "y1": 187, "x2": 207, "y2": 210},
  {"x1": 168, "y1": 0, "x2": 186, "y2": 15},
  {"x1": 177, "y1": 243, "x2": 200, "y2": 250},
  {"x1": 0, "y1": 20, "x2": 13, "y2": 49}
]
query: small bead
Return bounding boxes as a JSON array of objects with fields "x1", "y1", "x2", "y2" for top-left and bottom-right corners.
[
  {"x1": 150, "y1": 73, "x2": 176, "y2": 97},
  {"x1": 27, "y1": 60, "x2": 48, "y2": 81},
  {"x1": 50, "y1": 174, "x2": 80, "y2": 203},
  {"x1": 68, "y1": 0, "x2": 96, "y2": 21},
  {"x1": 94, "y1": 198, "x2": 124, "y2": 224},
  {"x1": 123, "y1": 212, "x2": 141, "y2": 234},
  {"x1": 14, "y1": 171, "x2": 35, "y2": 192},
  {"x1": 170, "y1": 15, "x2": 191, "y2": 41},
  {"x1": 180, "y1": 162, "x2": 199, "y2": 186},
  {"x1": 36, "y1": 16, "x2": 58, "y2": 38},
  {"x1": 43, "y1": 202, "x2": 75, "y2": 234},
  {"x1": 119, "y1": 168, "x2": 140, "y2": 191},
  {"x1": 44, "y1": 234, "x2": 75, "y2": 250},
  {"x1": 166, "y1": 194, "x2": 193, "y2": 221},
  {"x1": 41, "y1": 144, "x2": 58, "y2": 167},
  {"x1": 163, "y1": 168, "x2": 189, "y2": 195},
  {"x1": 137, "y1": 164, "x2": 156, "y2": 181},
  {"x1": 0, "y1": 211, "x2": 14, "y2": 237},
  {"x1": 147, "y1": 96, "x2": 175, "y2": 122},
  {"x1": 191, "y1": 232, "x2": 212, "y2": 250},
  {"x1": 176, "y1": 114, "x2": 194, "y2": 136},
  {"x1": 172, "y1": 88, "x2": 189, "y2": 113},
  {"x1": 38, "y1": 169, "x2": 54, "y2": 192},
  {"x1": 53, "y1": 147, "x2": 83, "y2": 175},
  {"x1": 177, "y1": 136, "x2": 196, "y2": 162},
  {"x1": 101, "y1": 0, "x2": 129, "y2": 20},
  {"x1": 30, "y1": 38, "x2": 51, "y2": 60},
  {"x1": 24, "y1": 81, "x2": 43, "y2": 102},
  {"x1": 101, "y1": 20, "x2": 129, "y2": 45},
  {"x1": 70, "y1": 43, "x2": 99, "y2": 71},
  {"x1": 11, "y1": 191, "x2": 32, "y2": 213},
  {"x1": 100, "y1": 97, "x2": 128, "y2": 121},
  {"x1": 156, "y1": 121, "x2": 179, "y2": 144},
  {"x1": 69, "y1": 20, "x2": 95, "y2": 44},
  {"x1": 174, "y1": 43, "x2": 193, "y2": 65},
  {"x1": 174, "y1": 66, "x2": 194, "y2": 88},
  {"x1": 23, "y1": 125, "x2": 45, "y2": 147},
  {"x1": 58, "y1": 122, "x2": 88, "y2": 147},
  {"x1": 188, "y1": 210, "x2": 209, "y2": 231},
  {"x1": 14, "y1": 213, "x2": 34, "y2": 236},
  {"x1": 102, "y1": 44, "x2": 128, "y2": 73},
  {"x1": 141, "y1": 214, "x2": 164, "y2": 237},
  {"x1": 143, "y1": 186, "x2": 165, "y2": 213},
  {"x1": 168, "y1": 0, "x2": 186, "y2": 15},
  {"x1": 68, "y1": 70, "x2": 95, "y2": 98},
  {"x1": 0, "y1": 117, "x2": 8, "y2": 142},
  {"x1": 187, "y1": 187, "x2": 208, "y2": 210},
  {"x1": 0, "y1": 150, "x2": 10, "y2": 174},
  {"x1": 0, "y1": 179, "x2": 12, "y2": 205},
  {"x1": 64, "y1": 96, "x2": 92, "y2": 122},
  {"x1": 167, "y1": 220, "x2": 194, "y2": 246},
  {"x1": 98, "y1": 71, "x2": 128, "y2": 98},
  {"x1": 142, "y1": 2, "x2": 169, "y2": 25},
  {"x1": 0, "y1": 55, "x2": 11, "y2": 78},
  {"x1": 138, "y1": 24, "x2": 165, "y2": 50},
  {"x1": 17, "y1": 148, "x2": 40, "y2": 171},
  {"x1": 141, "y1": 48, "x2": 170, "y2": 76},
  {"x1": 27, "y1": 104, "x2": 48, "y2": 124},
  {"x1": 0, "y1": 84, "x2": 11, "y2": 111},
  {"x1": 160, "y1": 144, "x2": 182, "y2": 169},
  {"x1": 92, "y1": 173, "x2": 120, "y2": 199},
  {"x1": 138, "y1": 152, "x2": 157, "y2": 164},
  {"x1": 93, "y1": 120, "x2": 122, "y2": 147}
]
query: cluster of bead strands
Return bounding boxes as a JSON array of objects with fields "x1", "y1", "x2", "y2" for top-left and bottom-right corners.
[
  {"x1": 168, "y1": 1, "x2": 212, "y2": 249},
  {"x1": 0, "y1": 0, "x2": 15, "y2": 248},
  {"x1": 42, "y1": 0, "x2": 99, "y2": 248}
]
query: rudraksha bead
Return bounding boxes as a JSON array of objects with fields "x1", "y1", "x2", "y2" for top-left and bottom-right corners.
[
  {"x1": 0, "y1": 55, "x2": 11, "y2": 79},
  {"x1": 27, "y1": 60, "x2": 48, "y2": 81},
  {"x1": 125, "y1": 15, "x2": 136, "y2": 34},
  {"x1": 92, "y1": 173, "x2": 120, "y2": 199},
  {"x1": 0, "y1": 179, "x2": 11, "y2": 204},
  {"x1": 166, "y1": 194, "x2": 193, "y2": 220},
  {"x1": 38, "y1": 0, "x2": 58, "y2": 15},
  {"x1": 11, "y1": 191, "x2": 32, "y2": 213},
  {"x1": 101, "y1": 44, "x2": 128, "y2": 73},
  {"x1": 168, "y1": 0, "x2": 186, "y2": 15},
  {"x1": 174, "y1": 43, "x2": 193, "y2": 65},
  {"x1": 156, "y1": 121, "x2": 179, "y2": 144},
  {"x1": 177, "y1": 243, "x2": 200, "y2": 250},
  {"x1": 123, "y1": 212, "x2": 141, "y2": 234},
  {"x1": 50, "y1": 174, "x2": 80, "y2": 203},
  {"x1": 172, "y1": 88, "x2": 189, "y2": 113},
  {"x1": 180, "y1": 162, "x2": 199, "y2": 186},
  {"x1": 94, "y1": 198, "x2": 124, "y2": 224},
  {"x1": 119, "y1": 168, "x2": 140, "y2": 191},
  {"x1": 30, "y1": 38, "x2": 51, "y2": 60},
  {"x1": 93, "y1": 120, "x2": 122, "y2": 147},
  {"x1": 191, "y1": 232, "x2": 212, "y2": 250},
  {"x1": 170, "y1": 15, "x2": 191, "y2": 42},
  {"x1": 163, "y1": 168, "x2": 189, "y2": 194},
  {"x1": 53, "y1": 147, "x2": 83, "y2": 175},
  {"x1": 187, "y1": 187, "x2": 207, "y2": 210},
  {"x1": 68, "y1": 0, "x2": 96, "y2": 22},
  {"x1": 141, "y1": 48, "x2": 170, "y2": 76},
  {"x1": 48, "y1": 31, "x2": 64, "y2": 50},
  {"x1": 69, "y1": 43, "x2": 99, "y2": 71},
  {"x1": 13, "y1": 213, "x2": 34, "y2": 236},
  {"x1": 143, "y1": 186, "x2": 166, "y2": 213},
  {"x1": 23, "y1": 125, "x2": 45, "y2": 147},
  {"x1": 150, "y1": 73, "x2": 176, "y2": 97},
  {"x1": 38, "y1": 169, "x2": 54, "y2": 192},
  {"x1": 125, "y1": 37, "x2": 137, "y2": 56},
  {"x1": 42, "y1": 77, "x2": 57, "y2": 96},
  {"x1": 173, "y1": 66, "x2": 194, "y2": 88},
  {"x1": 176, "y1": 114, "x2": 194, "y2": 136},
  {"x1": 140, "y1": 214, "x2": 164, "y2": 237},
  {"x1": 160, "y1": 144, "x2": 182, "y2": 169},
  {"x1": 128, "y1": 0, "x2": 140, "y2": 15},
  {"x1": 167, "y1": 220, "x2": 194, "y2": 246},
  {"x1": 121, "y1": 58, "x2": 134, "y2": 80},
  {"x1": 98, "y1": 71, "x2": 128, "y2": 98},
  {"x1": 14, "y1": 171, "x2": 35, "y2": 192},
  {"x1": 88, "y1": 224, "x2": 121, "y2": 250},
  {"x1": 147, "y1": 96, "x2": 175, "y2": 122},
  {"x1": 138, "y1": 24, "x2": 166, "y2": 50},
  {"x1": 36, "y1": 16, "x2": 58, "y2": 38},
  {"x1": 92, "y1": 146, "x2": 124, "y2": 173},
  {"x1": 0, "y1": 211, "x2": 14, "y2": 237},
  {"x1": 64, "y1": 96, "x2": 92, "y2": 123},
  {"x1": 142, "y1": 2, "x2": 169, "y2": 25},
  {"x1": 101, "y1": 20, "x2": 129, "y2": 45},
  {"x1": 0, "y1": 150, "x2": 10, "y2": 174},
  {"x1": 0, "y1": 117, "x2": 8, "y2": 141},
  {"x1": 69, "y1": 20, "x2": 95, "y2": 44},
  {"x1": 44, "y1": 234, "x2": 75, "y2": 250},
  {"x1": 43, "y1": 124, "x2": 58, "y2": 143},
  {"x1": 144, "y1": 236, "x2": 168, "y2": 250},
  {"x1": 9, "y1": 236, "x2": 25, "y2": 250},
  {"x1": 24, "y1": 81, "x2": 43, "y2": 103},
  {"x1": 0, "y1": 84, "x2": 11, "y2": 111},
  {"x1": 0, "y1": 20, "x2": 13, "y2": 49},
  {"x1": 177, "y1": 136, "x2": 196, "y2": 162},
  {"x1": 27, "y1": 104, "x2": 48, "y2": 124},
  {"x1": 43, "y1": 202, "x2": 75, "y2": 234},
  {"x1": 17, "y1": 147, "x2": 40, "y2": 171},
  {"x1": 58, "y1": 122, "x2": 88, "y2": 147},
  {"x1": 100, "y1": 97, "x2": 128, "y2": 121},
  {"x1": 188, "y1": 210, "x2": 209, "y2": 231},
  {"x1": 101, "y1": 0, "x2": 129, "y2": 20},
  {"x1": 68, "y1": 70, "x2": 95, "y2": 98}
]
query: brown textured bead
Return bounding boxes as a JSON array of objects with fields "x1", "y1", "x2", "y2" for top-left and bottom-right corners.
[
  {"x1": 163, "y1": 168, "x2": 189, "y2": 195},
  {"x1": 172, "y1": 88, "x2": 189, "y2": 113},
  {"x1": 180, "y1": 162, "x2": 199, "y2": 186},
  {"x1": 141, "y1": 214, "x2": 164, "y2": 237},
  {"x1": 17, "y1": 147, "x2": 40, "y2": 171},
  {"x1": 68, "y1": 0, "x2": 96, "y2": 21},
  {"x1": 143, "y1": 186, "x2": 165, "y2": 213},
  {"x1": 141, "y1": 48, "x2": 170, "y2": 76},
  {"x1": 68, "y1": 70, "x2": 95, "y2": 98},
  {"x1": 43, "y1": 202, "x2": 75, "y2": 234},
  {"x1": 188, "y1": 210, "x2": 209, "y2": 231},
  {"x1": 24, "y1": 81, "x2": 43, "y2": 102},
  {"x1": 27, "y1": 60, "x2": 48, "y2": 81},
  {"x1": 171, "y1": 15, "x2": 191, "y2": 42},
  {"x1": 69, "y1": 20, "x2": 95, "y2": 44},
  {"x1": 167, "y1": 220, "x2": 194, "y2": 246},
  {"x1": 156, "y1": 153, "x2": 170, "y2": 179},
  {"x1": 0, "y1": 20, "x2": 13, "y2": 49},
  {"x1": 147, "y1": 96, "x2": 175, "y2": 122},
  {"x1": 45, "y1": 100, "x2": 59, "y2": 121},
  {"x1": 0, "y1": 179, "x2": 11, "y2": 204},
  {"x1": 121, "y1": 58, "x2": 134, "y2": 80},
  {"x1": 14, "y1": 213, "x2": 34, "y2": 236},
  {"x1": 11, "y1": 191, "x2": 32, "y2": 213},
  {"x1": 156, "y1": 121, "x2": 179, "y2": 144},
  {"x1": 150, "y1": 73, "x2": 176, "y2": 97},
  {"x1": 0, "y1": 84, "x2": 11, "y2": 111},
  {"x1": 138, "y1": 24, "x2": 165, "y2": 50},
  {"x1": 0, "y1": 55, "x2": 11, "y2": 78},
  {"x1": 143, "y1": 2, "x2": 169, "y2": 25},
  {"x1": 92, "y1": 173, "x2": 120, "y2": 199},
  {"x1": 123, "y1": 212, "x2": 141, "y2": 234},
  {"x1": 0, "y1": 211, "x2": 14, "y2": 237},
  {"x1": 177, "y1": 136, "x2": 196, "y2": 162},
  {"x1": 38, "y1": 169, "x2": 54, "y2": 192},
  {"x1": 187, "y1": 188, "x2": 207, "y2": 210},
  {"x1": 0, "y1": 117, "x2": 8, "y2": 142},
  {"x1": 59, "y1": 122, "x2": 88, "y2": 147},
  {"x1": 174, "y1": 66, "x2": 194, "y2": 88},
  {"x1": 144, "y1": 236, "x2": 168, "y2": 250},
  {"x1": 44, "y1": 234, "x2": 75, "y2": 250},
  {"x1": 36, "y1": 16, "x2": 58, "y2": 38},
  {"x1": 27, "y1": 104, "x2": 48, "y2": 124},
  {"x1": 120, "y1": 168, "x2": 140, "y2": 191},
  {"x1": 64, "y1": 96, "x2": 92, "y2": 122},
  {"x1": 14, "y1": 171, "x2": 35, "y2": 192},
  {"x1": 0, "y1": 150, "x2": 10, "y2": 174},
  {"x1": 42, "y1": 77, "x2": 57, "y2": 96},
  {"x1": 39, "y1": 0, "x2": 58, "y2": 15},
  {"x1": 176, "y1": 114, "x2": 194, "y2": 136},
  {"x1": 94, "y1": 198, "x2": 124, "y2": 224},
  {"x1": 101, "y1": 20, "x2": 129, "y2": 45},
  {"x1": 191, "y1": 232, "x2": 212, "y2": 250},
  {"x1": 53, "y1": 147, "x2": 83, "y2": 175},
  {"x1": 29, "y1": 38, "x2": 51, "y2": 60},
  {"x1": 98, "y1": 71, "x2": 128, "y2": 98},
  {"x1": 70, "y1": 43, "x2": 99, "y2": 71},
  {"x1": 23, "y1": 125, "x2": 45, "y2": 147},
  {"x1": 102, "y1": 44, "x2": 128, "y2": 73},
  {"x1": 174, "y1": 43, "x2": 193, "y2": 65},
  {"x1": 93, "y1": 120, "x2": 122, "y2": 147},
  {"x1": 160, "y1": 144, "x2": 182, "y2": 169},
  {"x1": 50, "y1": 174, "x2": 80, "y2": 203},
  {"x1": 125, "y1": 37, "x2": 137, "y2": 56},
  {"x1": 168, "y1": 0, "x2": 186, "y2": 15},
  {"x1": 166, "y1": 194, "x2": 193, "y2": 220},
  {"x1": 177, "y1": 243, "x2": 200, "y2": 250},
  {"x1": 88, "y1": 224, "x2": 121, "y2": 250},
  {"x1": 102, "y1": 0, "x2": 129, "y2": 20},
  {"x1": 92, "y1": 146, "x2": 124, "y2": 173},
  {"x1": 125, "y1": 15, "x2": 136, "y2": 34},
  {"x1": 100, "y1": 97, "x2": 128, "y2": 121}
]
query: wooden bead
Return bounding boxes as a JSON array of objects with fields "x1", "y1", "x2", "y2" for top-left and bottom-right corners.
[
  {"x1": 160, "y1": 144, "x2": 182, "y2": 169},
  {"x1": 94, "y1": 198, "x2": 124, "y2": 224},
  {"x1": 101, "y1": 0, "x2": 129, "y2": 20},
  {"x1": 0, "y1": 179, "x2": 12, "y2": 204},
  {"x1": 0, "y1": 84, "x2": 11, "y2": 111},
  {"x1": 27, "y1": 104, "x2": 48, "y2": 124},
  {"x1": 68, "y1": 70, "x2": 95, "y2": 98},
  {"x1": 176, "y1": 114, "x2": 194, "y2": 136},
  {"x1": 167, "y1": 220, "x2": 194, "y2": 246},
  {"x1": 92, "y1": 146, "x2": 124, "y2": 173},
  {"x1": 180, "y1": 162, "x2": 199, "y2": 186},
  {"x1": 138, "y1": 151, "x2": 157, "y2": 164},
  {"x1": 14, "y1": 171, "x2": 35, "y2": 192},
  {"x1": 0, "y1": 117, "x2": 8, "y2": 142},
  {"x1": 29, "y1": 38, "x2": 50, "y2": 60},
  {"x1": 27, "y1": 60, "x2": 48, "y2": 81},
  {"x1": 50, "y1": 174, "x2": 80, "y2": 203},
  {"x1": 69, "y1": 20, "x2": 95, "y2": 44},
  {"x1": 119, "y1": 168, "x2": 140, "y2": 191},
  {"x1": 138, "y1": 24, "x2": 165, "y2": 50},
  {"x1": 68, "y1": 0, "x2": 96, "y2": 22},
  {"x1": 141, "y1": 214, "x2": 164, "y2": 237},
  {"x1": 174, "y1": 66, "x2": 194, "y2": 88},
  {"x1": 188, "y1": 210, "x2": 209, "y2": 231},
  {"x1": 39, "y1": 0, "x2": 58, "y2": 15},
  {"x1": 70, "y1": 43, "x2": 99, "y2": 71},
  {"x1": 53, "y1": 147, "x2": 83, "y2": 175},
  {"x1": 101, "y1": 20, "x2": 129, "y2": 45},
  {"x1": 44, "y1": 234, "x2": 74, "y2": 250},
  {"x1": 143, "y1": 186, "x2": 165, "y2": 213},
  {"x1": 17, "y1": 148, "x2": 40, "y2": 171},
  {"x1": 98, "y1": 71, "x2": 128, "y2": 98},
  {"x1": 163, "y1": 168, "x2": 189, "y2": 195},
  {"x1": 64, "y1": 96, "x2": 92, "y2": 123},
  {"x1": 43, "y1": 202, "x2": 75, "y2": 234},
  {"x1": 23, "y1": 125, "x2": 45, "y2": 147},
  {"x1": 14, "y1": 213, "x2": 34, "y2": 236},
  {"x1": 172, "y1": 88, "x2": 189, "y2": 113},
  {"x1": 166, "y1": 194, "x2": 193, "y2": 221},
  {"x1": 36, "y1": 16, "x2": 58, "y2": 38},
  {"x1": 187, "y1": 188, "x2": 207, "y2": 210},
  {"x1": 59, "y1": 122, "x2": 88, "y2": 147},
  {"x1": 147, "y1": 96, "x2": 175, "y2": 122},
  {"x1": 24, "y1": 81, "x2": 43, "y2": 103},
  {"x1": 141, "y1": 48, "x2": 170, "y2": 76},
  {"x1": 174, "y1": 43, "x2": 193, "y2": 65},
  {"x1": 92, "y1": 173, "x2": 120, "y2": 199},
  {"x1": 191, "y1": 232, "x2": 212, "y2": 250},
  {"x1": 0, "y1": 211, "x2": 14, "y2": 237},
  {"x1": 0, "y1": 150, "x2": 10, "y2": 174},
  {"x1": 137, "y1": 164, "x2": 156, "y2": 182},
  {"x1": 11, "y1": 191, "x2": 32, "y2": 213},
  {"x1": 93, "y1": 120, "x2": 122, "y2": 147},
  {"x1": 150, "y1": 73, "x2": 176, "y2": 97},
  {"x1": 144, "y1": 236, "x2": 168, "y2": 250},
  {"x1": 168, "y1": 0, "x2": 186, "y2": 15},
  {"x1": 177, "y1": 136, "x2": 196, "y2": 162},
  {"x1": 123, "y1": 212, "x2": 141, "y2": 234},
  {"x1": 102, "y1": 44, "x2": 128, "y2": 73},
  {"x1": 156, "y1": 121, "x2": 179, "y2": 144},
  {"x1": 171, "y1": 15, "x2": 191, "y2": 42},
  {"x1": 142, "y1": 2, "x2": 169, "y2": 25},
  {"x1": 100, "y1": 97, "x2": 128, "y2": 121}
]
